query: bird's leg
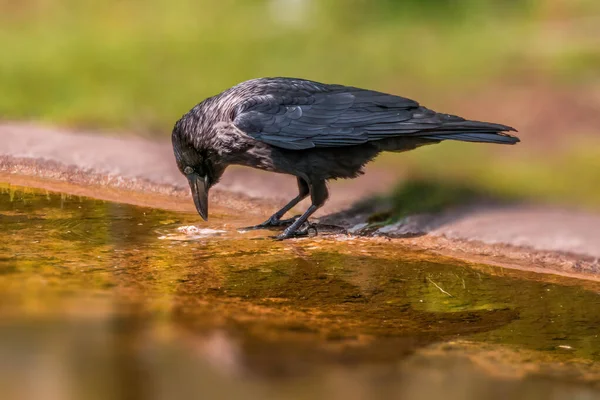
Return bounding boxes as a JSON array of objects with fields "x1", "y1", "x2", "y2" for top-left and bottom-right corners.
[
  {"x1": 277, "y1": 180, "x2": 328, "y2": 240},
  {"x1": 240, "y1": 178, "x2": 309, "y2": 231}
]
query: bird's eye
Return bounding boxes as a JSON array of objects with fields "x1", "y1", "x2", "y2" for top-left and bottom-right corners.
[{"x1": 183, "y1": 166, "x2": 194, "y2": 175}]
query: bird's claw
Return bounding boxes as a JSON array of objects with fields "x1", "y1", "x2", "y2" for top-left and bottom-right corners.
[
  {"x1": 239, "y1": 215, "x2": 301, "y2": 231},
  {"x1": 275, "y1": 222, "x2": 318, "y2": 240}
]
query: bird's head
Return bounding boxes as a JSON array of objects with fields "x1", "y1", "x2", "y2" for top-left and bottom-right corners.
[{"x1": 172, "y1": 122, "x2": 225, "y2": 221}]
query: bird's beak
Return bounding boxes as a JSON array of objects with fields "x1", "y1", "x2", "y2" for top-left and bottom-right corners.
[{"x1": 188, "y1": 174, "x2": 209, "y2": 221}]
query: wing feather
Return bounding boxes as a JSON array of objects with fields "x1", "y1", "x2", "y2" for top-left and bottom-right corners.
[{"x1": 232, "y1": 79, "x2": 516, "y2": 150}]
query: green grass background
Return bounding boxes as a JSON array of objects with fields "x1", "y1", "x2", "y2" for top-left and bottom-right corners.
[{"x1": 1, "y1": 0, "x2": 599, "y2": 208}]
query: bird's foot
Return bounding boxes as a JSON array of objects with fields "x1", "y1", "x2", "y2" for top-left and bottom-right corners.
[
  {"x1": 239, "y1": 215, "x2": 301, "y2": 231},
  {"x1": 275, "y1": 222, "x2": 318, "y2": 240}
]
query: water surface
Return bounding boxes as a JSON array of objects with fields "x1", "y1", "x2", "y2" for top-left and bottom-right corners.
[{"x1": 1, "y1": 184, "x2": 599, "y2": 400}]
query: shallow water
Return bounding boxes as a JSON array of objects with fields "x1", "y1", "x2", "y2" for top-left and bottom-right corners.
[{"x1": 1, "y1": 183, "x2": 599, "y2": 400}]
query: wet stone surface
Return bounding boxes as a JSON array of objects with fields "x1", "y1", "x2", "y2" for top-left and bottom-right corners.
[{"x1": 1, "y1": 183, "x2": 600, "y2": 400}]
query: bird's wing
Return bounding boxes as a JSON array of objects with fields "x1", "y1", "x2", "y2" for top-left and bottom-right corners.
[{"x1": 232, "y1": 82, "x2": 425, "y2": 150}]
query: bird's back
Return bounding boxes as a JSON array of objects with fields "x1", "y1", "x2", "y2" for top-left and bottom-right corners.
[
  {"x1": 174, "y1": 77, "x2": 518, "y2": 163},
  {"x1": 222, "y1": 78, "x2": 518, "y2": 150}
]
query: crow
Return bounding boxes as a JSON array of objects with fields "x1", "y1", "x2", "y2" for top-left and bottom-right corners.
[{"x1": 172, "y1": 77, "x2": 519, "y2": 240}]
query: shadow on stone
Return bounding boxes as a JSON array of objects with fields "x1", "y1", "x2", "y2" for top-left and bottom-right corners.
[{"x1": 320, "y1": 177, "x2": 524, "y2": 237}]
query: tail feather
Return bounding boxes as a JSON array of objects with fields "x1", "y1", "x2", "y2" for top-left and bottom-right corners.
[
  {"x1": 419, "y1": 120, "x2": 520, "y2": 145},
  {"x1": 421, "y1": 132, "x2": 519, "y2": 144},
  {"x1": 440, "y1": 120, "x2": 517, "y2": 132}
]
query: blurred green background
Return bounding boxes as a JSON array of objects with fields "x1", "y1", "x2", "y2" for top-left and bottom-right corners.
[{"x1": 1, "y1": 0, "x2": 599, "y2": 206}]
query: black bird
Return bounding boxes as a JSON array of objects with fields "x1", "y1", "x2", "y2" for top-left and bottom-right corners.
[{"x1": 172, "y1": 77, "x2": 519, "y2": 240}]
